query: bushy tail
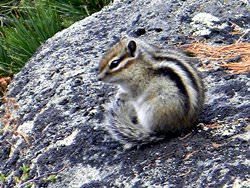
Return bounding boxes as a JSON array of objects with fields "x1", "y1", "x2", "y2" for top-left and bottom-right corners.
[{"x1": 106, "y1": 99, "x2": 164, "y2": 147}]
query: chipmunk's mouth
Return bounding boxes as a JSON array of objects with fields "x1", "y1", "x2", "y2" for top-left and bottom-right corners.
[
  {"x1": 97, "y1": 73, "x2": 115, "y2": 83},
  {"x1": 98, "y1": 70, "x2": 123, "y2": 84}
]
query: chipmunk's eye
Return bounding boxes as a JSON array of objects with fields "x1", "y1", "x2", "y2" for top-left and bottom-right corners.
[{"x1": 109, "y1": 59, "x2": 120, "y2": 69}]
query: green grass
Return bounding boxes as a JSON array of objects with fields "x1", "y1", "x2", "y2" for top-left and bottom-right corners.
[
  {"x1": 0, "y1": 0, "x2": 112, "y2": 76},
  {"x1": 0, "y1": 2, "x2": 62, "y2": 75}
]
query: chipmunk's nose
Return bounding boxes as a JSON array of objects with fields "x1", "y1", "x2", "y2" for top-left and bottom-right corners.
[{"x1": 97, "y1": 73, "x2": 103, "y2": 81}]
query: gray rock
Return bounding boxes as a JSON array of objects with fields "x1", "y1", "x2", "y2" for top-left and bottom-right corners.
[{"x1": 0, "y1": 0, "x2": 249, "y2": 187}]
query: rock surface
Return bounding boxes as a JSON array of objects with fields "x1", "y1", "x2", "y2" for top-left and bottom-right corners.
[{"x1": 0, "y1": 0, "x2": 250, "y2": 187}]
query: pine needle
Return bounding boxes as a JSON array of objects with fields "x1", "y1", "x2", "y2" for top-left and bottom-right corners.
[{"x1": 183, "y1": 41, "x2": 250, "y2": 74}]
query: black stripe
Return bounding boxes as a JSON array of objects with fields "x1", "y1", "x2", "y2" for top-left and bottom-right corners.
[
  {"x1": 153, "y1": 55, "x2": 199, "y2": 93},
  {"x1": 155, "y1": 67, "x2": 190, "y2": 112}
]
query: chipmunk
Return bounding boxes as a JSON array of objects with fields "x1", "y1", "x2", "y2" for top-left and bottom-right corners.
[{"x1": 98, "y1": 37, "x2": 204, "y2": 147}]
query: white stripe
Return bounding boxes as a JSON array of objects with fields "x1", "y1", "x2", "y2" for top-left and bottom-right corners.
[{"x1": 157, "y1": 62, "x2": 198, "y2": 109}]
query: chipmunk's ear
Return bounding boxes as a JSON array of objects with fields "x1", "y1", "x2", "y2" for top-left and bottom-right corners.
[{"x1": 127, "y1": 40, "x2": 137, "y2": 57}]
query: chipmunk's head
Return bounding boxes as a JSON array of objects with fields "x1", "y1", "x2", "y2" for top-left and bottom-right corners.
[{"x1": 97, "y1": 38, "x2": 140, "y2": 84}]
